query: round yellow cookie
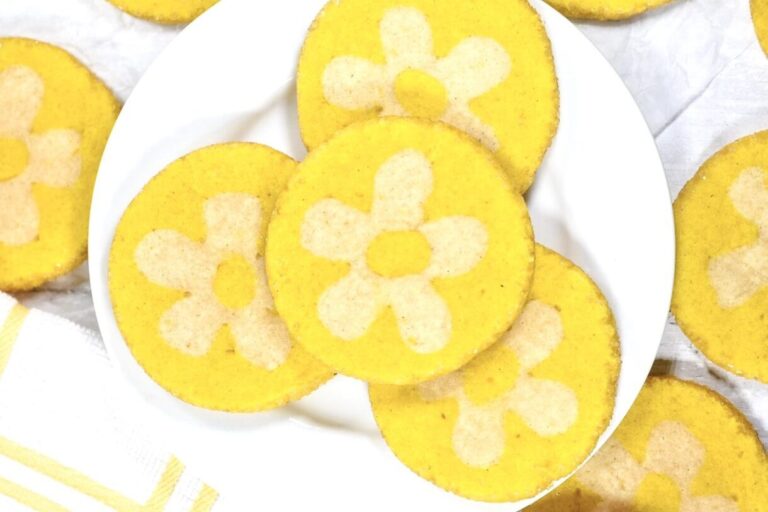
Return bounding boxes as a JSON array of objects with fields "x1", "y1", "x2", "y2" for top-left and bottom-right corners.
[
  {"x1": 0, "y1": 38, "x2": 119, "y2": 291},
  {"x1": 369, "y1": 245, "x2": 619, "y2": 502},
  {"x1": 297, "y1": 0, "x2": 559, "y2": 193},
  {"x1": 107, "y1": 0, "x2": 218, "y2": 24},
  {"x1": 544, "y1": 0, "x2": 674, "y2": 20},
  {"x1": 109, "y1": 143, "x2": 333, "y2": 412},
  {"x1": 266, "y1": 118, "x2": 534, "y2": 385},
  {"x1": 672, "y1": 131, "x2": 768, "y2": 383},
  {"x1": 529, "y1": 376, "x2": 768, "y2": 511},
  {"x1": 753, "y1": 0, "x2": 768, "y2": 56}
]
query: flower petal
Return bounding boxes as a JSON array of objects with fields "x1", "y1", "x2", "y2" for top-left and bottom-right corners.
[
  {"x1": 502, "y1": 300, "x2": 564, "y2": 372},
  {"x1": 380, "y1": 7, "x2": 434, "y2": 69},
  {"x1": 0, "y1": 66, "x2": 43, "y2": 137},
  {"x1": 452, "y1": 402, "x2": 506, "y2": 467},
  {"x1": 575, "y1": 438, "x2": 647, "y2": 505},
  {"x1": 323, "y1": 56, "x2": 388, "y2": 111},
  {"x1": 643, "y1": 421, "x2": 704, "y2": 488},
  {"x1": 418, "y1": 371, "x2": 462, "y2": 401},
  {"x1": 441, "y1": 103, "x2": 501, "y2": 152},
  {"x1": 135, "y1": 230, "x2": 217, "y2": 292},
  {"x1": 682, "y1": 496, "x2": 739, "y2": 512},
  {"x1": 204, "y1": 193, "x2": 261, "y2": 257},
  {"x1": 0, "y1": 180, "x2": 38, "y2": 246},
  {"x1": 318, "y1": 267, "x2": 382, "y2": 340},
  {"x1": 435, "y1": 37, "x2": 511, "y2": 102},
  {"x1": 728, "y1": 167, "x2": 768, "y2": 225},
  {"x1": 230, "y1": 306, "x2": 292, "y2": 371},
  {"x1": 301, "y1": 199, "x2": 374, "y2": 262},
  {"x1": 159, "y1": 295, "x2": 226, "y2": 356},
  {"x1": 506, "y1": 376, "x2": 578, "y2": 436},
  {"x1": 421, "y1": 216, "x2": 488, "y2": 279},
  {"x1": 25, "y1": 130, "x2": 81, "y2": 187},
  {"x1": 387, "y1": 275, "x2": 451, "y2": 353},
  {"x1": 371, "y1": 150, "x2": 432, "y2": 230}
]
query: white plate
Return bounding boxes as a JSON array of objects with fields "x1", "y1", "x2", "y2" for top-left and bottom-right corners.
[{"x1": 89, "y1": 0, "x2": 674, "y2": 509}]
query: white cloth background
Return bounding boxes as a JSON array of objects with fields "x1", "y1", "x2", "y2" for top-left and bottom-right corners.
[{"x1": 0, "y1": 0, "x2": 765, "y2": 480}]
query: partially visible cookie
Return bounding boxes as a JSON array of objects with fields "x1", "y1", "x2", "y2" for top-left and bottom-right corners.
[
  {"x1": 753, "y1": 0, "x2": 768, "y2": 56},
  {"x1": 544, "y1": 0, "x2": 674, "y2": 21},
  {"x1": 107, "y1": 0, "x2": 218, "y2": 24},
  {"x1": 267, "y1": 118, "x2": 534, "y2": 385},
  {"x1": 369, "y1": 245, "x2": 620, "y2": 502},
  {"x1": 0, "y1": 38, "x2": 119, "y2": 291},
  {"x1": 672, "y1": 131, "x2": 768, "y2": 383},
  {"x1": 109, "y1": 143, "x2": 333, "y2": 412},
  {"x1": 297, "y1": 0, "x2": 559, "y2": 193},
  {"x1": 529, "y1": 377, "x2": 768, "y2": 511}
]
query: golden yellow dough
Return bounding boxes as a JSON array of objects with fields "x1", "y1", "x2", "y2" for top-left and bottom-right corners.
[
  {"x1": 530, "y1": 377, "x2": 768, "y2": 511},
  {"x1": 0, "y1": 38, "x2": 119, "y2": 292},
  {"x1": 753, "y1": 0, "x2": 768, "y2": 56},
  {"x1": 369, "y1": 245, "x2": 620, "y2": 502},
  {"x1": 266, "y1": 118, "x2": 534, "y2": 385},
  {"x1": 672, "y1": 131, "x2": 768, "y2": 383},
  {"x1": 544, "y1": 0, "x2": 674, "y2": 20},
  {"x1": 107, "y1": 0, "x2": 218, "y2": 24},
  {"x1": 297, "y1": 0, "x2": 559, "y2": 193},
  {"x1": 109, "y1": 143, "x2": 333, "y2": 412}
]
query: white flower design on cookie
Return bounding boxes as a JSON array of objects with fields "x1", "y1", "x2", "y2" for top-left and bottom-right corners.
[
  {"x1": 0, "y1": 66, "x2": 81, "y2": 246},
  {"x1": 300, "y1": 149, "x2": 488, "y2": 353},
  {"x1": 419, "y1": 301, "x2": 578, "y2": 467},
  {"x1": 134, "y1": 193, "x2": 291, "y2": 370},
  {"x1": 577, "y1": 421, "x2": 738, "y2": 511},
  {"x1": 322, "y1": 7, "x2": 511, "y2": 151}
]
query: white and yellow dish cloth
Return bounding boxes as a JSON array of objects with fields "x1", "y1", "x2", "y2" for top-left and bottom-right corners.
[{"x1": 0, "y1": 292, "x2": 225, "y2": 511}]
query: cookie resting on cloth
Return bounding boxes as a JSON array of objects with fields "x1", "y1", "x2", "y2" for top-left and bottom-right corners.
[
  {"x1": 266, "y1": 118, "x2": 534, "y2": 385},
  {"x1": 107, "y1": 0, "x2": 218, "y2": 24},
  {"x1": 672, "y1": 130, "x2": 768, "y2": 383},
  {"x1": 369, "y1": 245, "x2": 619, "y2": 502},
  {"x1": 544, "y1": 0, "x2": 675, "y2": 21},
  {"x1": 529, "y1": 377, "x2": 768, "y2": 511},
  {"x1": 109, "y1": 143, "x2": 333, "y2": 412},
  {"x1": 297, "y1": 0, "x2": 559, "y2": 193},
  {"x1": 0, "y1": 38, "x2": 119, "y2": 292},
  {"x1": 753, "y1": 0, "x2": 768, "y2": 56}
]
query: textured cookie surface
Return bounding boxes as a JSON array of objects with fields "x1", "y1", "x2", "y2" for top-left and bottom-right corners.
[
  {"x1": 672, "y1": 131, "x2": 768, "y2": 383},
  {"x1": 267, "y1": 118, "x2": 534, "y2": 385},
  {"x1": 530, "y1": 377, "x2": 768, "y2": 511},
  {"x1": 297, "y1": 0, "x2": 558, "y2": 193},
  {"x1": 107, "y1": 0, "x2": 218, "y2": 24},
  {"x1": 0, "y1": 38, "x2": 119, "y2": 291},
  {"x1": 369, "y1": 245, "x2": 620, "y2": 502},
  {"x1": 544, "y1": 0, "x2": 674, "y2": 20},
  {"x1": 753, "y1": 0, "x2": 768, "y2": 56},
  {"x1": 109, "y1": 143, "x2": 333, "y2": 411}
]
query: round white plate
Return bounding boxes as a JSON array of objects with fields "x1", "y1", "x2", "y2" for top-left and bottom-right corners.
[{"x1": 89, "y1": 0, "x2": 674, "y2": 509}]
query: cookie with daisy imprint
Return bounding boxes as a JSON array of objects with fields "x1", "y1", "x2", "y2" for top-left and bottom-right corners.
[
  {"x1": 753, "y1": 0, "x2": 768, "y2": 56},
  {"x1": 109, "y1": 143, "x2": 333, "y2": 411},
  {"x1": 369, "y1": 245, "x2": 620, "y2": 502},
  {"x1": 672, "y1": 131, "x2": 768, "y2": 383},
  {"x1": 107, "y1": 0, "x2": 218, "y2": 24},
  {"x1": 0, "y1": 38, "x2": 119, "y2": 291},
  {"x1": 529, "y1": 377, "x2": 768, "y2": 511},
  {"x1": 544, "y1": 0, "x2": 674, "y2": 21},
  {"x1": 297, "y1": 0, "x2": 558, "y2": 193},
  {"x1": 266, "y1": 118, "x2": 534, "y2": 385}
]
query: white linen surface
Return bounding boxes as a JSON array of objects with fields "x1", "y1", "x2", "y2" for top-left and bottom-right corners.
[{"x1": 0, "y1": 0, "x2": 765, "y2": 467}]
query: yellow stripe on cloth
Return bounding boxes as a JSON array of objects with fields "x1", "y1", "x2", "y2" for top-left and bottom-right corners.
[
  {"x1": 191, "y1": 484, "x2": 219, "y2": 512},
  {"x1": 0, "y1": 304, "x2": 29, "y2": 376},
  {"x1": 0, "y1": 475, "x2": 68, "y2": 512},
  {"x1": 144, "y1": 456, "x2": 184, "y2": 511}
]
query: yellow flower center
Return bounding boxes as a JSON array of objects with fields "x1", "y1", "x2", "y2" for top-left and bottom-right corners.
[
  {"x1": 394, "y1": 69, "x2": 449, "y2": 119},
  {"x1": 0, "y1": 138, "x2": 29, "y2": 181},
  {"x1": 635, "y1": 473, "x2": 681, "y2": 511},
  {"x1": 213, "y1": 255, "x2": 256, "y2": 309},
  {"x1": 366, "y1": 230, "x2": 431, "y2": 278},
  {"x1": 462, "y1": 347, "x2": 520, "y2": 405}
]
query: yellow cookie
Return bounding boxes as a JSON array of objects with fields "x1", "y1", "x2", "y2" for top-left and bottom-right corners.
[
  {"x1": 109, "y1": 143, "x2": 333, "y2": 412},
  {"x1": 529, "y1": 377, "x2": 768, "y2": 511},
  {"x1": 267, "y1": 118, "x2": 534, "y2": 385},
  {"x1": 369, "y1": 245, "x2": 619, "y2": 502},
  {"x1": 672, "y1": 131, "x2": 768, "y2": 383},
  {"x1": 297, "y1": 0, "x2": 559, "y2": 193},
  {"x1": 0, "y1": 38, "x2": 119, "y2": 292},
  {"x1": 753, "y1": 0, "x2": 768, "y2": 56},
  {"x1": 544, "y1": 0, "x2": 674, "y2": 20},
  {"x1": 107, "y1": 0, "x2": 218, "y2": 24}
]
